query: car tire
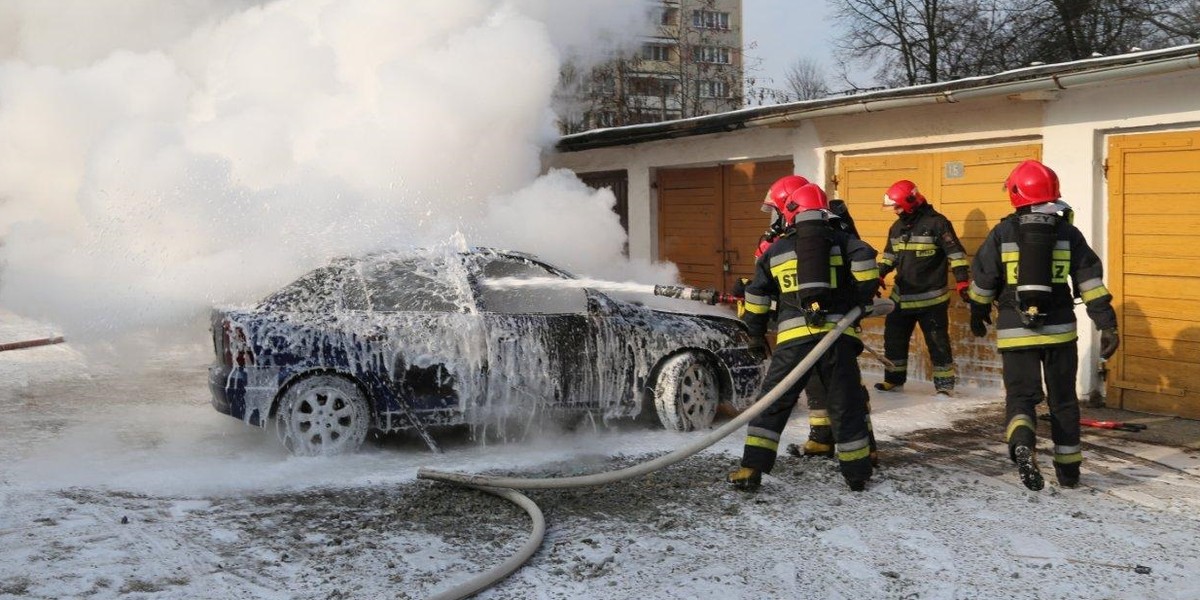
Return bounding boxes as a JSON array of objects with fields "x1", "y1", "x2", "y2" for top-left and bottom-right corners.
[
  {"x1": 275, "y1": 374, "x2": 371, "y2": 456},
  {"x1": 652, "y1": 353, "x2": 720, "y2": 432}
]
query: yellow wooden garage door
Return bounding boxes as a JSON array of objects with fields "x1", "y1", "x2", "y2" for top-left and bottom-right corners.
[
  {"x1": 836, "y1": 143, "x2": 1041, "y2": 386},
  {"x1": 1106, "y1": 130, "x2": 1200, "y2": 418},
  {"x1": 658, "y1": 160, "x2": 793, "y2": 293}
]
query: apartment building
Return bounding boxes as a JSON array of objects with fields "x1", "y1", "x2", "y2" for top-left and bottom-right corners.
[{"x1": 557, "y1": 0, "x2": 744, "y2": 134}]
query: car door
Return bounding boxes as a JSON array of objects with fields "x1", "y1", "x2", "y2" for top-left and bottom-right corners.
[
  {"x1": 358, "y1": 254, "x2": 488, "y2": 427},
  {"x1": 469, "y1": 254, "x2": 597, "y2": 419}
]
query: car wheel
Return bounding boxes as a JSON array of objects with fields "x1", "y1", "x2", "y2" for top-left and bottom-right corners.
[
  {"x1": 652, "y1": 353, "x2": 720, "y2": 432},
  {"x1": 275, "y1": 375, "x2": 371, "y2": 456}
]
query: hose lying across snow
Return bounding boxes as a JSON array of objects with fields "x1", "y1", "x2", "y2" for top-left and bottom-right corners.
[{"x1": 418, "y1": 301, "x2": 891, "y2": 599}]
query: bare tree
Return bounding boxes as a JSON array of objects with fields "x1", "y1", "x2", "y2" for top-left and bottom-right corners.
[
  {"x1": 830, "y1": 0, "x2": 1199, "y2": 89},
  {"x1": 784, "y1": 57, "x2": 829, "y2": 101}
]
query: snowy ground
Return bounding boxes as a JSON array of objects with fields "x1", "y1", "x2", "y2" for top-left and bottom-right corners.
[{"x1": 3, "y1": 313, "x2": 1200, "y2": 600}]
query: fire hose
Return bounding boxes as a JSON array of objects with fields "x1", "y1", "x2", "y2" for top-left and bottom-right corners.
[{"x1": 417, "y1": 299, "x2": 894, "y2": 599}]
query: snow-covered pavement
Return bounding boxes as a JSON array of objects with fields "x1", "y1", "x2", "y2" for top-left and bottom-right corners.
[{"x1": 3, "y1": 316, "x2": 1200, "y2": 599}]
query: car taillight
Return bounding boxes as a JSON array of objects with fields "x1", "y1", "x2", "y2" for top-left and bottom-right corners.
[{"x1": 221, "y1": 320, "x2": 255, "y2": 367}]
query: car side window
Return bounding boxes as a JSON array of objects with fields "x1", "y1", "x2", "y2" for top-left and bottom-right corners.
[
  {"x1": 476, "y1": 257, "x2": 586, "y2": 315},
  {"x1": 364, "y1": 259, "x2": 465, "y2": 313}
]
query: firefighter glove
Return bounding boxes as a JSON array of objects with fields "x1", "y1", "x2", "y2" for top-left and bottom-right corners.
[
  {"x1": 732, "y1": 277, "x2": 749, "y2": 299},
  {"x1": 969, "y1": 303, "x2": 992, "y2": 337},
  {"x1": 1099, "y1": 328, "x2": 1120, "y2": 360},
  {"x1": 956, "y1": 281, "x2": 970, "y2": 303}
]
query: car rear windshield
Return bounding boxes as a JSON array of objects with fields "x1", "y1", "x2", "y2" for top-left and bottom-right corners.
[
  {"x1": 364, "y1": 259, "x2": 464, "y2": 313},
  {"x1": 260, "y1": 266, "x2": 367, "y2": 312}
]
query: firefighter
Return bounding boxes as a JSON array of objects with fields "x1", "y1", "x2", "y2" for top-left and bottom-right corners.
[
  {"x1": 737, "y1": 177, "x2": 870, "y2": 459},
  {"x1": 968, "y1": 160, "x2": 1119, "y2": 490},
  {"x1": 875, "y1": 180, "x2": 970, "y2": 395},
  {"x1": 727, "y1": 182, "x2": 881, "y2": 492}
]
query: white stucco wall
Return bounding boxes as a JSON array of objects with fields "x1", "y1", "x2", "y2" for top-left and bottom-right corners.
[
  {"x1": 544, "y1": 66, "x2": 1200, "y2": 396},
  {"x1": 548, "y1": 124, "x2": 821, "y2": 262}
]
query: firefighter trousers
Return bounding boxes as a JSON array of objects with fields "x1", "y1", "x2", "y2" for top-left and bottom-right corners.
[
  {"x1": 1001, "y1": 343, "x2": 1082, "y2": 467},
  {"x1": 805, "y1": 370, "x2": 876, "y2": 451},
  {"x1": 882, "y1": 301, "x2": 954, "y2": 385},
  {"x1": 741, "y1": 336, "x2": 873, "y2": 481}
]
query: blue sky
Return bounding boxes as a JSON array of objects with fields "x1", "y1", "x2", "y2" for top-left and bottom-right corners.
[{"x1": 743, "y1": 0, "x2": 842, "y2": 96}]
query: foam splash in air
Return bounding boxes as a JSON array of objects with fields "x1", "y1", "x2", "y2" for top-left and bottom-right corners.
[{"x1": 483, "y1": 276, "x2": 657, "y2": 295}]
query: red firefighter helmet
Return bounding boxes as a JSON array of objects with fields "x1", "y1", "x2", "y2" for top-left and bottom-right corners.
[
  {"x1": 781, "y1": 183, "x2": 829, "y2": 224},
  {"x1": 763, "y1": 175, "x2": 810, "y2": 216},
  {"x1": 1005, "y1": 160, "x2": 1060, "y2": 208},
  {"x1": 882, "y1": 180, "x2": 926, "y2": 213}
]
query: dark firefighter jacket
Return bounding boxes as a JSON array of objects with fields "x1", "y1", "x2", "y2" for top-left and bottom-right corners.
[
  {"x1": 878, "y1": 203, "x2": 969, "y2": 311},
  {"x1": 742, "y1": 212, "x2": 880, "y2": 348},
  {"x1": 968, "y1": 210, "x2": 1117, "y2": 351}
]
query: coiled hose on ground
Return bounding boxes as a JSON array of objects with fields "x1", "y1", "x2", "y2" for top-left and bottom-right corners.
[{"x1": 418, "y1": 301, "x2": 890, "y2": 599}]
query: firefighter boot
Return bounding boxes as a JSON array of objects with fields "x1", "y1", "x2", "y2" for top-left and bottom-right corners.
[
  {"x1": 933, "y1": 376, "x2": 955, "y2": 396},
  {"x1": 726, "y1": 467, "x2": 762, "y2": 492},
  {"x1": 1013, "y1": 446, "x2": 1045, "y2": 491},
  {"x1": 874, "y1": 381, "x2": 903, "y2": 392},
  {"x1": 802, "y1": 425, "x2": 835, "y2": 458},
  {"x1": 1054, "y1": 462, "x2": 1080, "y2": 488}
]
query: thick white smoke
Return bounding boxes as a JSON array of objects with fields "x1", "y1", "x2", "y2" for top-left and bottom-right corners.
[{"x1": 0, "y1": 0, "x2": 673, "y2": 351}]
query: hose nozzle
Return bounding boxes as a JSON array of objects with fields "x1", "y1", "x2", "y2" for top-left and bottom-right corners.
[{"x1": 652, "y1": 285, "x2": 737, "y2": 305}]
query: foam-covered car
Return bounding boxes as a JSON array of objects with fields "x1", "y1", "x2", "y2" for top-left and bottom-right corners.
[{"x1": 209, "y1": 247, "x2": 764, "y2": 455}]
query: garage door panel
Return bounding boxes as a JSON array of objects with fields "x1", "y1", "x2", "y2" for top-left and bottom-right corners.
[
  {"x1": 659, "y1": 161, "x2": 793, "y2": 295},
  {"x1": 1109, "y1": 129, "x2": 1200, "y2": 415},
  {"x1": 1125, "y1": 274, "x2": 1200, "y2": 300},
  {"x1": 1123, "y1": 296, "x2": 1200, "y2": 323},
  {"x1": 1124, "y1": 192, "x2": 1200, "y2": 214},
  {"x1": 1123, "y1": 314, "x2": 1200, "y2": 343},
  {"x1": 1123, "y1": 172, "x2": 1200, "y2": 194},
  {"x1": 1120, "y1": 256, "x2": 1200, "y2": 277},
  {"x1": 1125, "y1": 234, "x2": 1200, "y2": 258},
  {"x1": 659, "y1": 168, "x2": 721, "y2": 189},
  {"x1": 1114, "y1": 389, "x2": 1192, "y2": 418},
  {"x1": 1123, "y1": 356, "x2": 1200, "y2": 391},
  {"x1": 1125, "y1": 149, "x2": 1200, "y2": 174},
  {"x1": 1124, "y1": 335, "x2": 1200, "y2": 363},
  {"x1": 1125, "y1": 213, "x2": 1200, "y2": 233},
  {"x1": 726, "y1": 160, "x2": 792, "y2": 186}
]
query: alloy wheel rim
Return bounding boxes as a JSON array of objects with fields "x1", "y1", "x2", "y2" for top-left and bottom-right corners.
[{"x1": 676, "y1": 363, "x2": 717, "y2": 429}]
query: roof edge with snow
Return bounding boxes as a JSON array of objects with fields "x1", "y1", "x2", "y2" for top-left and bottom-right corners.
[{"x1": 556, "y1": 44, "x2": 1200, "y2": 152}]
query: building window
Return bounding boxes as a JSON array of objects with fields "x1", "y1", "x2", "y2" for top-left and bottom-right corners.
[
  {"x1": 699, "y1": 80, "x2": 728, "y2": 98},
  {"x1": 692, "y1": 10, "x2": 729, "y2": 30},
  {"x1": 629, "y1": 77, "x2": 678, "y2": 97},
  {"x1": 651, "y1": 7, "x2": 678, "y2": 26},
  {"x1": 694, "y1": 46, "x2": 731, "y2": 64},
  {"x1": 642, "y1": 43, "x2": 671, "y2": 62}
]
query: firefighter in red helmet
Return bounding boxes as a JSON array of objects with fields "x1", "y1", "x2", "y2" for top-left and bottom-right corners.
[
  {"x1": 875, "y1": 180, "x2": 971, "y2": 395},
  {"x1": 728, "y1": 181, "x2": 880, "y2": 492},
  {"x1": 735, "y1": 176, "x2": 870, "y2": 459},
  {"x1": 968, "y1": 159, "x2": 1119, "y2": 490}
]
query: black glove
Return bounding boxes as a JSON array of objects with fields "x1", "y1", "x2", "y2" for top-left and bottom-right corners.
[
  {"x1": 1099, "y1": 328, "x2": 1120, "y2": 360},
  {"x1": 969, "y1": 303, "x2": 992, "y2": 337},
  {"x1": 732, "y1": 277, "x2": 749, "y2": 299}
]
